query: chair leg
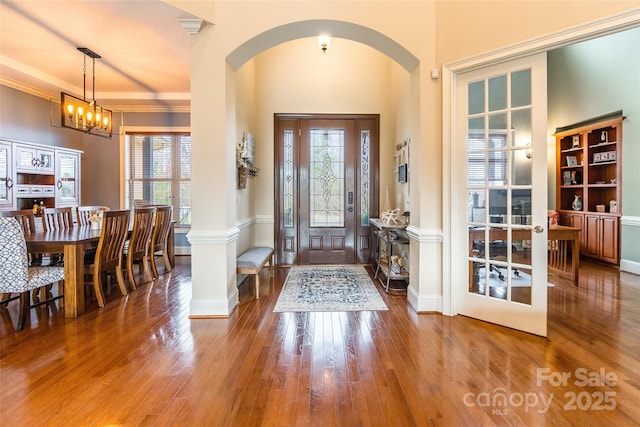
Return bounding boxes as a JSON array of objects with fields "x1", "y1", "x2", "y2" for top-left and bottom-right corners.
[
  {"x1": 94, "y1": 273, "x2": 106, "y2": 308},
  {"x1": 126, "y1": 258, "x2": 138, "y2": 291},
  {"x1": 17, "y1": 291, "x2": 30, "y2": 331},
  {"x1": 162, "y1": 250, "x2": 172, "y2": 273},
  {"x1": 150, "y1": 252, "x2": 159, "y2": 280},
  {"x1": 115, "y1": 262, "x2": 128, "y2": 296}
]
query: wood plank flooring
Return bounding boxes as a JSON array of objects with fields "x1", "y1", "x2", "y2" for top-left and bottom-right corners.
[{"x1": 1, "y1": 259, "x2": 639, "y2": 426}]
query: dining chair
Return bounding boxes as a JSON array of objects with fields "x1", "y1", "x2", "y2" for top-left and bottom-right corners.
[
  {"x1": 0, "y1": 217, "x2": 65, "y2": 331},
  {"x1": 0, "y1": 210, "x2": 38, "y2": 306},
  {"x1": 75, "y1": 206, "x2": 101, "y2": 226},
  {"x1": 149, "y1": 205, "x2": 173, "y2": 279},
  {"x1": 41, "y1": 207, "x2": 74, "y2": 231},
  {"x1": 86, "y1": 209, "x2": 131, "y2": 308},
  {"x1": 124, "y1": 207, "x2": 155, "y2": 290}
]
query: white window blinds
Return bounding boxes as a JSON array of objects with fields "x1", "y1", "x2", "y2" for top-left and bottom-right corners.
[{"x1": 124, "y1": 133, "x2": 191, "y2": 226}]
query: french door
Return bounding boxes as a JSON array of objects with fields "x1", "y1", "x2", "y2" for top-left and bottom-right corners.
[
  {"x1": 275, "y1": 115, "x2": 379, "y2": 265},
  {"x1": 453, "y1": 53, "x2": 549, "y2": 336}
]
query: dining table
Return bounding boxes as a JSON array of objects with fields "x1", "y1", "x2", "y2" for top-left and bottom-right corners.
[{"x1": 24, "y1": 222, "x2": 176, "y2": 318}]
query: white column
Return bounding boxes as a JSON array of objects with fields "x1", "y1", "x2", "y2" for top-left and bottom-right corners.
[{"x1": 187, "y1": 26, "x2": 240, "y2": 317}]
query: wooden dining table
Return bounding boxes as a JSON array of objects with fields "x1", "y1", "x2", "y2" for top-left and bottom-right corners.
[{"x1": 24, "y1": 222, "x2": 176, "y2": 318}]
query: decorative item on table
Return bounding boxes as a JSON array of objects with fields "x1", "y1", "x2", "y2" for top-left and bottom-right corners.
[
  {"x1": 609, "y1": 200, "x2": 617, "y2": 213},
  {"x1": 547, "y1": 211, "x2": 559, "y2": 226},
  {"x1": 88, "y1": 206, "x2": 110, "y2": 230},
  {"x1": 571, "y1": 194, "x2": 583, "y2": 211},
  {"x1": 402, "y1": 211, "x2": 410, "y2": 225},
  {"x1": 596, "y1": 204, "x2": 605, "y2": 213},
  {"x1": 381, "y1": 185, "x2": 400, "y2": 225},
  {"x1": 390, "y1": 255, "x2": 405, "y2": 274},
  {"x1": 32, "y1": 200, "x2": 45, "y2": 215}
]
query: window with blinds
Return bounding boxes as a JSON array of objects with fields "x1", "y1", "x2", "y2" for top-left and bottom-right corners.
[{"x1": 124, "y1": 133, "x2": 191, "y2": 226}]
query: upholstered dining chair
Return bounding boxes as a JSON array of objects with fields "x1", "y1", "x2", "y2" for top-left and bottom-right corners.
[
  {"x1": 75, "y1": 206, "x2": 101, "y2": 226},
  {"x1": 0, "y1": 210, "x2": 38, "y2": 306},
  {"x1": 149, "y1": 205, "x2": 173, "y2": 279},
  {"x1": 124, "y1": 207, "x2": 155, "y2": 290},
  {"x1": 0, "y1": 217, "x2": 65, "y2": 331},
  {"x1": 86, "y1": 209, "x2": 131, "y2": 308},
  {"x1": 41, "y1": 207, "x2": 74, "y2": 231}
]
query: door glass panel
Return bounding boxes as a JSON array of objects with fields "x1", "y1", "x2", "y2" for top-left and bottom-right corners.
[
  {"x1": 58, "y1": 156, "x2": 77, "y2": 199},
  {"x1": 0, "y1": 147, "x2": 7, "y2": 200},
  {"x1": 310, "y1": 129, "x2": 344, "y2": 227},
  {"x1": 488, "y1": 75, "x2": 507, "y2": 111},
  {"x1": 512, "y1": 149, "x2": 532, "y2": 186},
  {"x1": 468, "y1": 81, "x2": 485, "y2": 115},
  {"x1": 511, "y1": 69, "x2": 532, "y2": 108},
  {"x1": 360, "y1": 130, "x2": 370, "y2": 226},
  {"x1": 283, "y1": 129, "x2": 294, "y2": 227}
]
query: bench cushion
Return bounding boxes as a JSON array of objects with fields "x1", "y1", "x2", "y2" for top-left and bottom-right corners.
[{"x1": 237, "y1": 246, "x2": 273, "y2": 269}]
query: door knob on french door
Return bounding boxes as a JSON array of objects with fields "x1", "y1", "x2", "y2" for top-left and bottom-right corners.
[
  {"x1": 533, "y1": 225, "x2": 544, "y2": 233},
  {"x1": 347, "y1": 207, "x2": 353, "y2": 213}
]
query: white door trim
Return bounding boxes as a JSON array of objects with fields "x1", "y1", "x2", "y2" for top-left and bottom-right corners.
[{"x1": 442, "y1": 8, "x2": 640, "y2": 316}]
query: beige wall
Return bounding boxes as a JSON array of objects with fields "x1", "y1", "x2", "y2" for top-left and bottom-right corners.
[
  {"x1": 166, "y1": 0, "x2": 639, "y2": 317},
  {"x1": 435, "y1": 0, "x2": 640, "y2": 65}
]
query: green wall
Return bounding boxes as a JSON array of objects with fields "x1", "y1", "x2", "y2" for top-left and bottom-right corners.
[{"x1": 548, "y1": 27, "x2": 640, "y2": 268}]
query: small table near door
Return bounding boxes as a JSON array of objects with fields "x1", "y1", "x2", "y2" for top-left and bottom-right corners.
[{"x1": 370, "y1": 218, "x2": 410, "y2": 294}]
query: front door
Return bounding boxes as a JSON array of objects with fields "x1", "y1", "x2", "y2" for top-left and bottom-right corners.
[
  {"x1": 275, "y1": 115, "x2": 379, "y2": 265},
  {"x1": 453, "y1": 53, "x2": 549, "y2": 336}
]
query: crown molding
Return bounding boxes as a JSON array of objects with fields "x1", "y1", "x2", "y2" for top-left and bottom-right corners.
[{"x1": 177, "y1": 18, "x2": 208, "y2": 35}]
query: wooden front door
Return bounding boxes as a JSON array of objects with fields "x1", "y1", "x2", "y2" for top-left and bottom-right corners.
[{"x1": 275, "y1": 114, "x2": 379, "y2": 265}]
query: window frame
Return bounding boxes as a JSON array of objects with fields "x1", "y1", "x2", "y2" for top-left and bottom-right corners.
[{"x1": 121, "y1": 127, "x2": 191, "y2": 227}]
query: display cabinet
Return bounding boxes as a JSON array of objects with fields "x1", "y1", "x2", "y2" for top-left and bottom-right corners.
[
  {"x1": 0, "y1": 140, "x2": 82, "y2": 212},
  {"x1": 555, "y1": 112, "x2": 622, "y2": 264}
]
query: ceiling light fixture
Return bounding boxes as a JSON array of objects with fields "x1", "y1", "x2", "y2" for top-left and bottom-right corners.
[
  {"x1": 318, "y1": 35, "x2": 331, "y2": 53},
  {"x1": 61, "y1": 47, "x2": 113, "y2": 138}
]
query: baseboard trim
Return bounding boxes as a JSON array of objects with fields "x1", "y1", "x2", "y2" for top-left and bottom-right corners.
[
  {"x1": 407, "y1": 285, "x2": 442, "y2": 313},
  {"x1": 189, "y1": 291, "x2": 238, "y2": 318},
  {"x1": 620, "y1": 259, "x2": 640, "y2": 275}
]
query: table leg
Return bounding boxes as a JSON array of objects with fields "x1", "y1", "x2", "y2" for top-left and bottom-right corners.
[
  {"x1": 63, "y1": 243, "x2": 85, "y2": 318},
  {"x1": 571, "y1": 238, "x2": 579, "y2": 285}
]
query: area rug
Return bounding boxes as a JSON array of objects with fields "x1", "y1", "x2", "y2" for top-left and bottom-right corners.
[
  {"x1": 274, "y1": 265, "x2": 388, "y2": 312},
  {"x1": 478, "y1": 267, "x2": 554, "y2": 288}
]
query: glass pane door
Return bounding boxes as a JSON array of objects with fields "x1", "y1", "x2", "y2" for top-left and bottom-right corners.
[{"x1": 456, "y1": 53, "x2": 548, "y2": 336}]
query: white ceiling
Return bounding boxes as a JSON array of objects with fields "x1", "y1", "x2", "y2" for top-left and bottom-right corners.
[{"x1": 0, "y1": 0, "x2": 194, "y2": 112}]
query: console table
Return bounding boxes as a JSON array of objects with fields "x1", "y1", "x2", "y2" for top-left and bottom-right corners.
[{"x1": 370, "y1": 218, "x2": 409, "y2": 294}]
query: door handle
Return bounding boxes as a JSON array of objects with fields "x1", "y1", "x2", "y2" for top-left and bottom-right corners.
[
  {"x1": 533, "y1": 225, "x2": 544, "y2": 233},
  {"x1": 347, "y1": 206, "x2": 354, "y2": 213}
]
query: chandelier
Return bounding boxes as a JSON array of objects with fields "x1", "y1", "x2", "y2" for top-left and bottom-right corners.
[{"x1": 61, "y1": 47, "x2": 113, "y2": 138}]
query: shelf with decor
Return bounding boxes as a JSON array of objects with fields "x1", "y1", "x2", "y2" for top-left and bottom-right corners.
[{"x1": 554, "y1": 112, "x2": 623, "y2": 265}]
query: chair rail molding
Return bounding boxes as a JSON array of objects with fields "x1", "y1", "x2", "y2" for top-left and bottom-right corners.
[{"x1": 187, "y1": 226, "x2": 240, "y2": 245}]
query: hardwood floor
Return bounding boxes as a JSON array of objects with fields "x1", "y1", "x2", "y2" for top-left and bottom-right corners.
[{"x1": 1, "y1": 259, "x2": 639, "y2": 426}]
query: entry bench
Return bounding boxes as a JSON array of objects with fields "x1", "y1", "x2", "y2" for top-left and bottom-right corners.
[{"x1": 236, "y1": 246, "x2": 274, "y2": 299}]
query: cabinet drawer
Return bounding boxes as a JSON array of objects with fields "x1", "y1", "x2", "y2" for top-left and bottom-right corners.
[{"x1": 15, "y1": 185, "x2": 55, "y2": 197}]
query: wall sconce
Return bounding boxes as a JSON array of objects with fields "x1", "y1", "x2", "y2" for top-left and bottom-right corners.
[{"x1": 318, "y1": 35, "x2": 331, "y2": 53}]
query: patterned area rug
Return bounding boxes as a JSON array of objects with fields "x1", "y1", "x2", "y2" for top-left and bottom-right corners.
[{"x1": 274, "y1": 265, "x2": 388, "y2": 312}]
